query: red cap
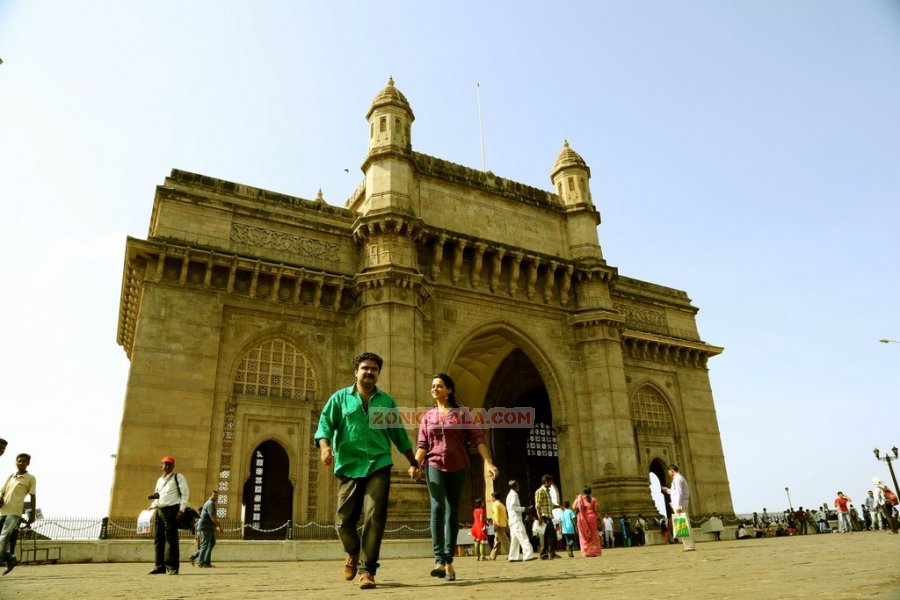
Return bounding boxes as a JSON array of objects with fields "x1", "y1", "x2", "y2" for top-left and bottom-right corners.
[{"x1": 161, "y1": 456, "x2": 176, "y2": 464}]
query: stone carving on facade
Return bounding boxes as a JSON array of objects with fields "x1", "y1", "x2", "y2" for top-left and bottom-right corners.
[{"x1": 231, "y1": 222, "x2": 340, "y2": 260}]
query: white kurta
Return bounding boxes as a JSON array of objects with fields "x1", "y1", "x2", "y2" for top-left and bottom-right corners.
[
  {"x1": 669, "y1": 472, "x2": 690, "y2": 510},
  {"x1": 506, "y1": 489, "x2": 534, "y2": 561}
]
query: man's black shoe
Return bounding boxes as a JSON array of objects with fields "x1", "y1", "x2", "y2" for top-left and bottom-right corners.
[
  {"x1": 2, "y1": 557, "x2": 18, "y2": 576},
  {"x1": 148, "y1": 567, "x2": 166, "y2": 575}
]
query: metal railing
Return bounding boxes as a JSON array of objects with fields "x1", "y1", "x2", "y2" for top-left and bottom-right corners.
[{"x1": 20, "y1": 517, "x2": 432, "y2": 542}]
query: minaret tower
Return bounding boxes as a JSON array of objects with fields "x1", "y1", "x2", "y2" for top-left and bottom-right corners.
[
  {"x1": 358, "y1": 76, "x2": 416, "y2": 217},
  {"x1": 351, "y1": 78, "x2": 430, "y2": 426},
  {"x1": 551, "y1": 139, "x2": 604, "y2": 263}
]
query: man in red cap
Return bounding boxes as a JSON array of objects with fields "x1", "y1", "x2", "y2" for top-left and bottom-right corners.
[{"x1": 148, "y1": 456, "x2": 190, "y2": 574}]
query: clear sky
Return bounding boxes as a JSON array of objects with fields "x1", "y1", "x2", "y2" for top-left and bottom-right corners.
[{"x1": 1, "y1": 1, "x2": 899, "y2": 519}]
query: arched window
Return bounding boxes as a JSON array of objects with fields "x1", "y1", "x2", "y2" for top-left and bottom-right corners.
[
  {"x1": 232, "y1": 339, "x2": 316, "y2": 401},
  {"x1": 217, "y1": 339, "x2": 316, "y2": 518},
  {"x1": 631, "y1": 385, "x2": 675, "y2": 433}
]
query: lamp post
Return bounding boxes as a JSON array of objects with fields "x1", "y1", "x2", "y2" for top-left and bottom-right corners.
[
  {"x1": 873, "y1": 447, "x2": 900, "y2": 495},
  {"x1": 785, "y1": 486, "x2": 793, "y2": 513}
]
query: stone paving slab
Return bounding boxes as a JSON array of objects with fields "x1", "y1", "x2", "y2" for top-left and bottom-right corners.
[{"x1": 1, "y1": 532, "x2": 898, "y2": 599}]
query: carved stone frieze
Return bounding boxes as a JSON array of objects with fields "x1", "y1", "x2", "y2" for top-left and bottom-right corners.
[
  {"x1": 231, "y1": 223, "x2": 340, "y2": 260},
  {"x1": 613, "y1": 302, "x2": 669, "y2": 337}
]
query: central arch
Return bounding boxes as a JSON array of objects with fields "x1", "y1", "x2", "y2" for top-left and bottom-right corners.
[{"x1": 444, "y1": 323, "x2": 566, "y2": 520}]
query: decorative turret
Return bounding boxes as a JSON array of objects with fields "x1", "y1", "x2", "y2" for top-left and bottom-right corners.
[
  {"x1": 366, "y1": 76, "x2": 414, "y2": 153},
  {"x1": 551, "y1": 139, "x2": 592, "y2": 208},
  {"x1": 550, "y1": 139, "x2": 603, "y2": 263},
  {"x1": 355, "y1": 77, "x2": 417, "y2": 217}
]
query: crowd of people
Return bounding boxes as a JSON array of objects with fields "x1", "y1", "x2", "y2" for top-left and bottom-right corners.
[
  {"x1": 737, "y1": 483, "x2": 900, "y2": 539},
  {"x1": 6, "y1": 351, "x2": 896, "y2": 589},
  {"x1": 312, "y1": 352, "x2": 705, "y2": 589}
]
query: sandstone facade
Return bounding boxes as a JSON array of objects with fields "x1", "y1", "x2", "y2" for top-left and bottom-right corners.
[{"x1": 109, "y1": 78, "x2": 733, "y2": 528}]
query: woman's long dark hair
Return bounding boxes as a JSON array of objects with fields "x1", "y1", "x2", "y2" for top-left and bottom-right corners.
[{"x1": 433, "y1": 373, "x2": 459, "y2": 408}]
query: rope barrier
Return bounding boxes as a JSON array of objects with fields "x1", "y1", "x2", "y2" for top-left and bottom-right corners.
[{"x1": 34, "y1": 520, "x2": 102, "y2": 533}]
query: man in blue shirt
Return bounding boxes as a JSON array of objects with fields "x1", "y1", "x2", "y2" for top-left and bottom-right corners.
[{"x1": 190, "y1": 490, "x2": 222, "y2": 568}]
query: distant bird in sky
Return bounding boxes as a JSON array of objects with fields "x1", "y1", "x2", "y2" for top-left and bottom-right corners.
[{"x1": 343, "y1": 168, "x2": 349, "y2": 173}]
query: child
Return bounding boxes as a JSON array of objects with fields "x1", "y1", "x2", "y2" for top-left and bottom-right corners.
[
  {"x1": 471, "y1": 499, "x2": 489, "y2": 561},
  {"x1": 560, "y1": 501, "x2": 577, "y2": 557}
]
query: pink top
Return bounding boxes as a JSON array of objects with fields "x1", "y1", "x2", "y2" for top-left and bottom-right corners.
[{"x1": 417, "y1": 406, "x2": 485, "y2": 473}]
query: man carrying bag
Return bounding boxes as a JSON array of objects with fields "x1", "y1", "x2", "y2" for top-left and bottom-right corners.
[{"x1": 148, "y1": 456, "x2": 189, "y2": 575}]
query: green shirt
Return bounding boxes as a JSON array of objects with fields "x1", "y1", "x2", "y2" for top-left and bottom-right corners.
[{"x1": 314, "y1": 384, "x2": 413, "y2": 478}]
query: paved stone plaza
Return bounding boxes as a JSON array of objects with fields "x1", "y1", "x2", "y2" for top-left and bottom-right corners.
[{"x1": 2, "y1": 533, "x2": 897, "y2": 599}]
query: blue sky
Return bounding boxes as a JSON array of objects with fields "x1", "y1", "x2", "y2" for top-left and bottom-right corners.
[{"x1": 1, "y1": 1, "x2": 898, "y2": 518}]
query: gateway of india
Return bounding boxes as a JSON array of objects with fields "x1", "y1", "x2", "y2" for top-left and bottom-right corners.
[{"x1": 109, "y1": 78, "x2": 734, "y2": 530}]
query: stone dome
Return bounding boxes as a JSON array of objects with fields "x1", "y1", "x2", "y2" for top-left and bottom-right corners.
[
  {"x1": 551, "y1": 139, "x2": 589, "y2": 179},
  {"x1": 366, "y1": 76, "x2": 414, "y2": 120}
]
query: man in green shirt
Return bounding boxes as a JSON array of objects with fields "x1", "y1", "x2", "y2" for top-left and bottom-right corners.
[{"x1": 314, "y1": 352, "x2": 421, "y2": 590}]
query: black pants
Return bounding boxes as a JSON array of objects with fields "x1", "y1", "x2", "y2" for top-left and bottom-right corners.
[
  {"x1": 540, "y1": 517, "x2": 557, "y2": 557},
  {"x1": 154, "y1": 505, "x2": 180, "y2": 571}
]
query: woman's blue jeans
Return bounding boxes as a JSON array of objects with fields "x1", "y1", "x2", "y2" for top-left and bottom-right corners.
[{"x1": 427, "y1": 467, "x2": 466, "y2": 565}]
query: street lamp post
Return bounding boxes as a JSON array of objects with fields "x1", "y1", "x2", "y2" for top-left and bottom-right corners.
[
  {"x1": 785, "y1": 486, "x2": 793, "y2": 513},
  {"x1": 873, "y1": 447, "x2": 900, "y2": 495}
]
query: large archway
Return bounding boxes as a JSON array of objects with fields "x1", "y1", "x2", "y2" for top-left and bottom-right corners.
[
  {"x1": 486, "y1": 350, "x2": 560, "y2": 502},
  {"x1": 242, "y1": 440, "x2": 293, "y2": 539},
  {"x1": 446, "y1": 324, "x2": 562, "y2": 520}
]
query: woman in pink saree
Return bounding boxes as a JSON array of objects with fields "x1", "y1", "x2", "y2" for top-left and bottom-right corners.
[{"x1": 573, "y1": 486, "x2": 602, "y2": 557}]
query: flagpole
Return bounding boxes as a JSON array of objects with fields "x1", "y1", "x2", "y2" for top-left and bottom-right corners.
[{"x1": 476, "y1": 83, "x2": 486, "y2": 172}]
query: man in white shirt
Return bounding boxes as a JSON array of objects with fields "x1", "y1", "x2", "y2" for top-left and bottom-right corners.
[
  {"x1": 505, "y1": 480, "x2": 535, "y2": 562},
  {"x1": 148, "y1": 456, "x2": 190, "y2": 575},
  {"x1": 602, "y1": 513, "x2": 615, "y2": 548},
  {"x1": 662, "y1": 464, "x2": 695, "y2": 551}
]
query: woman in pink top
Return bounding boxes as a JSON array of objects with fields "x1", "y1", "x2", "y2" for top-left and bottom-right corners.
[{"x1": 413, "y1": 373, "x2": 499, "y2": 581}]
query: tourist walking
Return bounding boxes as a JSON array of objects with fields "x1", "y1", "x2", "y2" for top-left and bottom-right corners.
[
  {"x1": 506, "y1": 480, "x2": 535, "y2": 562},
  {"x1": 534, "y1": 475, "x2": 561, "y2": 559},
  {"x1": 573, "y1": 487, "x2": 602, "y2": 557},
  {"x1": 489, "y1": 491, "x2": 509, "y2": 560},
  {"x1": 0, "y1": 453, "x2": 36, "y2": 576},
  {"x1": 560, "y1": 500, "x2": 577, "y2": 557},
  {"x1": 415, "y1": 373, "x2": 499, "y2": 581},
  {"x1": 190, "y1": 490, "x2": 223, "y2": 568},
  {"x1": 315, "y1": 352, "x2": 421, "y2": 590},
  {"x1": 662, "y1": 464, "x2": 695, "y2": 551}
]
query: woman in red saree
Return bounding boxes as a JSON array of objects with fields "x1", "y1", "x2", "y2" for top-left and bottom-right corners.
[{"x1": 573, "y1": 486, "x2": 602, "y2": 557}]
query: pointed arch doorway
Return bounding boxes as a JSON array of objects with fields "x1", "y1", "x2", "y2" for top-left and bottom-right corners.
[
  {"x1": 242, "y1": 440, "x2": 293, "y2": 539},
  {"x1": 649, "y1": 458, "x2": 672, "y2": 531},
  {"x1": 453, "y1": 345, "x2": 560, "y2": 513}
]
